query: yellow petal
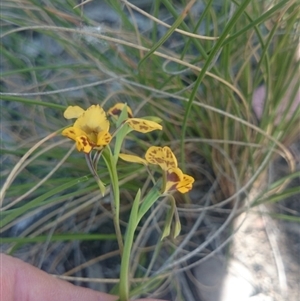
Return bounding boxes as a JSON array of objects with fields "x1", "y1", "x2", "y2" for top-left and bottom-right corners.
[
  {"x1": 74, "y1": 105, "x2": 109, "y2": 133},
  {"x1": 125, "y1": 118, "x2": 162, "y2": 133},
  {"x1": 176, "y1": 174, "x2": 194, "y2": 193},
  {"x1": 145, "y1": 146, "x2": 177, "y2": 170},
  {"x1": 119, "y1": 153, "x2": 148, "y2": 165},
  {"x1": 162, "y1": 146, "x2": 178, "y2": 169},
  {"x1": 63, "y1": 106, "x2": 85, "y2": 119},
  {"x1": 107, "y1": 103, "x2": 133, "y2": 118},
  {"x1": 62, "y1": 127, "x2": 87, "y2": 141},
  {"x1": 75, "y1": 135, "x2": 93, "y2": 153},
  {"x1": 97, "y1": 131, "x2": 112, "y2": 146},
  {"x1": 165, "y1": 167, "x2": 183, "y2": 192}
]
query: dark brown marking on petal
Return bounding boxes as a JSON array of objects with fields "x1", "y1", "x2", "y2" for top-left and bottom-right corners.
[
  {"x1": 166, "y1": 161, "x2": 173, "y2": 168},
  {"x1": 139, "y1": 125, "x2": 149, "y2": 131},
  {"x1": 80, "y1": 137, "x2": 87, "y2": 146},
  {"x1": 80, "y1": 136, "x2": 93, "y2": 147},
  {"x1": 167, "y1": 171, "x2": 181, "y2": 182},
  {"x1": 111, "y1": 108, "x2": 122, "y2": 116}
]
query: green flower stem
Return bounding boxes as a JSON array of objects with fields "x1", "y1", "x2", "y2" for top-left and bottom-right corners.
[
  {"x1": 119, "y1": 186, "x2": 161, "y2": 301},
  {"x1": 113, "y1": 103, "x2": 132, "y2": 162},
  {"x1": 119, "y1": 189, "x2": 141, "y2": 301},
  {"x1": 102, "y1": 147, "x2": 124, "y2": 254}
]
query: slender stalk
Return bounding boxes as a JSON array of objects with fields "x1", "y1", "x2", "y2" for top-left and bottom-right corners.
[
  {"x1": 119, "y1": 190, "x2": 141, "y2": 301},
  {"x1": 102, "y1": 147, "x2": 124, "y2": 254},
  {"x1": 85, "y1": 153, "x2": 106, "y2": 196},
  {"x1": 119, "y1": 188, "x2": 161, "y2": 301}
]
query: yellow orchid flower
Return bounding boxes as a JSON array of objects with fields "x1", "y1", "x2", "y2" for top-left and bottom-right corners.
[
  {"x1": 107, "y1": 103, "x2": 162, "y2": 133},
  {"x1": 120, "y1": 146, "x2": 194, "y2": 194},
  {"x1": 62, "y1": 105, "x2": 112, "y2": 153},
  {"x1": 145, "y1": 146, "x2": 194, "y2": 193},
  {"x1": 165, "y1": 167, "x2": 195, "y2": 194}
]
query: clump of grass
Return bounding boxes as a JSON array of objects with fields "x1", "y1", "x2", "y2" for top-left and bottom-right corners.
[{"x1": 1, "y1": 0, "x2": 299, "y2": 300}]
